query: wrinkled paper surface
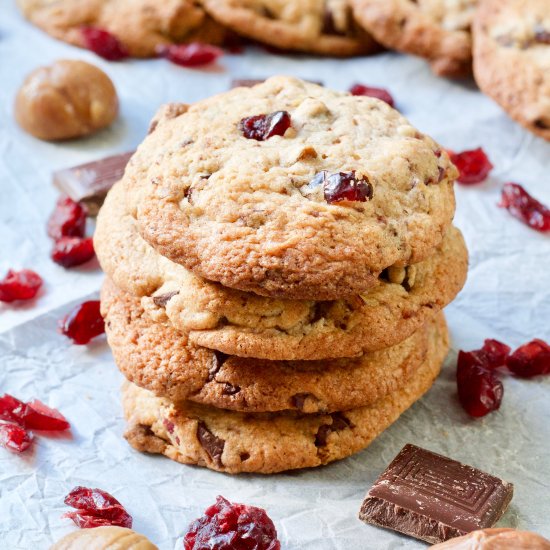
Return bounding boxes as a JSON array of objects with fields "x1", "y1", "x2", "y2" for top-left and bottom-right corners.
[{"x1": 1, "y1": 1, "x2": 549, "y2": 548}]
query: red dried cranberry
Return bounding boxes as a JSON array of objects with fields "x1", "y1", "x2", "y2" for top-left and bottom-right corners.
[
  {"x1": 449, "y1": 148, "x2": 494, "y2": 184},
  {"x1": 456, "y1": 350, "x2": 504, "y2": 418},
  {"x1": 51, "y1": 237, "x2": 95, "y2": 268},
  {"x1": 0, "y1": 394, "x2": 70, "y2": 431},
  {"x1": 481, "y1": 339, "x2": 511, "y2": 368},
  {"x1": 184, "y1": 495, "x2": 280, "y2": 550},
  {"x1": 157, "y1": 42, "x2": 223, "y2": 67},
  {"x1": 499, "y1": 183, "x2": 550, "y2": 233},
  {"x1": 81, "y1": 27, "x2": 129, "y2": 61},
  {"x1": 239, "y1": 111, "x2": 291, "y2": 141},
  {"x1": 349, "y1": 84, "x2": 394, "y2": 107},
  {"x1": 0, "y1": 423, "x2": 33, "y2": 453},
  {"x1": 63, "y1": 486, "x2": 133, "y2": 529},
  {"x1": 59, "y1": 300, "x2": 105, "y2": 345},
  {"x1": 506, "y1": 339, "x2": 550, "y2": 378},
  {"x1": 0, "y1": 269, "x2": 43, "y2": 303},
  {"x1": 310, "y1": 170, "x2": 373, "y2": 204},
  {"x1": 47, "y1": 197, "x2": 87, "y2": 240}
]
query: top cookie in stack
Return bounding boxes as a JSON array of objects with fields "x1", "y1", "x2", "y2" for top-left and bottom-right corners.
[{"x1": 95, "y1": 77, "x2": 467, "y2": 473}]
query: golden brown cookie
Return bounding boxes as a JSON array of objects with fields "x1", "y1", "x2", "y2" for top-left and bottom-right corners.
[
  {"x1": 14, "y1": 60, "x2": 118, "y2": 141},
  {"x1": 352, "y1": 0, "x2": 475, "y2": 77},
  {"x1": 473, "y1": 0, "x2": 550, "y2": 141},
  {"x1": 17, "y1": 0, "x2": 228, "y2": 58},
  {"x1": 95, "y1": 181, "x2": 465, "y2": 360},
  {"x1": 50, "y1": 526, "x2": 158, "y2": 550},
  {"x1": 120, "y1": 77, "x2": 457, "y2": 300},
  {"x1": 201, "y1": 0, "x2": 379, "y2": 56},
  {"x1": 431, "y1": 528, "x2": 550, "y2": 549},
  {"x1": 122, "y1": 333, "x2": 445, "y2": 474},
  {"x1": 102, "y1": 277, "x2": 448, "y2": 413}
]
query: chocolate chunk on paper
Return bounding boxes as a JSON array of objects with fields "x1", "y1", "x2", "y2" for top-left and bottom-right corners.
[
  {"x1": 53, "y1": 151, "x2": 134, "y2": 215},
  {"x1": 358, "y1": 444, "x2": 513, "y2": 544}
]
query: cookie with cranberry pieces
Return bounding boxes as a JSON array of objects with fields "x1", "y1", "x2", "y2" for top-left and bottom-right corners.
[
  {"x1": 351, "y1": 0, "x2": 476, "y2": 77},
  {"x1": 201, "y1": 0, "x2": 379, "y2": 56},
  {"x1": 122, "y1": 77, "x2": 457, "y2": 300},
  {"x1": 122, "y1": 328, "x2": 446, "y2": 474},
  {"x1": 102, "y1": 277, "x2": 446, "y2": 413},
  {"x1": 473, "y1": 0, "x2": 550, "y2": 141},
  {"x1": 17, "y1": 0, "x2": 228, "y2": 58}
]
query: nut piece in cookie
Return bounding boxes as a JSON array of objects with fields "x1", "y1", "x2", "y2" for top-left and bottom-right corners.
[
  {"x1": 351, "y1": 0, "x2": 475, "y2": 76},
  {"x1": 15, "y1": 60, "x2": 118, "y2": 141}
]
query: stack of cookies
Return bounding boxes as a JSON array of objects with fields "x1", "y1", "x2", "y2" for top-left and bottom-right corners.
[{"x1": 95, "y1": 77, "x2": 467, "y2": 474}]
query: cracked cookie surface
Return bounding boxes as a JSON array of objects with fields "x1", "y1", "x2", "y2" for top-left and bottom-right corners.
[
  {"x1": 17, "y1": 0, "x2": 228, "y2": 57},
  {"x1": 95, "y1": 182, "x2": 466, "y2": 360},
  {"x1": 121, "y1": 77, "x2": 457, "y2": 300},
  {"x1": 102, "y1": 277, "x2": 447, "y2": 413},
  {"x1": 351, "y1": 0, "x2": 476, "y2": 76},
  {"x1": 201, "y1": 0, "x2": 378, "y2": 56},
  {"x1": 122, "y1": 330, "x2": 445, "y2": 474},
  {"x1": 473, "y1": 0, "x2": 550, "y2": 141}
]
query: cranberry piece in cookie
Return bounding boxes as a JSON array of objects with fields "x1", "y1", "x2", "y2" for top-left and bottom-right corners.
[
  {"x1": 309, "y1": 170, "x2": 373, "y2": 204},
  {"x1": 184, "y1": 495, "x2": 280, "y2": 550},
  {"x1": 0, "y1": 269, "x2": 43, "y2": 302},
  {"x1": 239, "y1": 111, "x2": 291, "y2": 140},
  {"x1": 157, "y1": 42, "x2": 223, "y2": 67},
  {"x1": 81, "y1": 27, "x2": 129, "y2": 61},
  {"x1": 349, "y1": 83, "x2": 394, "y2": 107}
]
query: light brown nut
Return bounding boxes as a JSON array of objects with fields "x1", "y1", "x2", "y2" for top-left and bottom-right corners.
[
  {"x1": 15, "y1": 59, "x2": 118, "y2": 141},
  {"x1": 50, "y1": 526, "x2": 158, "y2": 550},
  {"x1": 431, "y1": 528, "x2": 550, "y2": 549}
]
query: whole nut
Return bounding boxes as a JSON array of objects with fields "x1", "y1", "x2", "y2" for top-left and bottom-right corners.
[
  {"x1": 50, "y1": 526, "x2": 158, "y2": 549},
  {"x1": 15, "y1": 59, "x2": 118, "y2": 141},
  {"x1": 431, "y1": 528, "x2": 550, "y2": 549}
]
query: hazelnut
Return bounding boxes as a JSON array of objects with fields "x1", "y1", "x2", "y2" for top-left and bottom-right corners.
[
  {"x1": 431, "y1": 528, "x2": 550, "y2": 549},
  {"x1": 15, "y1": 60, "x2": 118, "y2": 141},
  {"x1": 50, "y1": 526, "x2": 157, "y2": 549}
]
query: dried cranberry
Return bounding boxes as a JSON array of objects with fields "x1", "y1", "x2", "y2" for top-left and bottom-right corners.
[
  {"x1": 481, "y1": 339, "x2": 511, "y2": 368},
  {"x1": 63, "y1": 486, "x2": 133, "y2": 529},
  {"x1": 0, "y1": 269, "x2": 43, "y2": 302},
  {"x1": 184, "y1": 495, "x2": 280, "y2": 550},
  {"x1": 81, "y1": 27, "x2": 129, "y2": 61},
  {"x1": 47, "y1": 197, "x2": 87, "y2": 240},
  {"x1": 0, "y1": 394, "x2": 70, "y2": 431},
  {"x1": 51, "y1": 237, "x2": 95, "y2": 268},
  {"x1": 349, "y1": 84, "x2": 394, "y2": 107},
  {"x1": 449, "y1": 148, "x2": 494, "y2": 184},
  {"x1": 506, "y1": 339, "x2": 550, "y2": 378},
  {"x1": 0, "y1": 423, "x2": 33, "y2": 453},
  {"x1": 59, "y1": 300, "x2": 105, "y2": 345},
  {"x1": 310, "y1": 170, "x2": 373, "y2": 204},
  {"x1": 499, "y1": 183, "x2": 550, "y2": 233},
  {"x1": 239, "y1": 111, "x2": 291, "y2": 141},
  {"x1": 157, "y1": 42, "x2": 223, "y2": 67},
  {"x1": 456, "y1": 350, "x2": 504, "y2": 418}
]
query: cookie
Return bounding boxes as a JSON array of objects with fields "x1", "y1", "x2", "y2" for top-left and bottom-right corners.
[
  {"x1": 121, "y1": 77, "x2": 457, "y2": 300},
  {"x1": 351, "y1": 0, "x2": 476, "y2": 77},
  {"x1": 17, "y1": 0, "x2": 228, "y2": 58},
  {"x1": 473, "y1": 0, "x2": 550, "y2": 141},
  {"x1": 95, "y1": 182, "x2": 466, "y2": 360},
  {"x1": 201, "y1": 0, "x2": 378, "y2": 56},
  {"x1": 122, "y1": 330, "x2": 445, "y2": 474},
  {"x1": 102, "y1": 277, "x2": 447, "y2": 413}
]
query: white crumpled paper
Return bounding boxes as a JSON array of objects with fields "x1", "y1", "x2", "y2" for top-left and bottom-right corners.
[{"x1": 1, "y1": 0, "x2": 549, "y2": 548}]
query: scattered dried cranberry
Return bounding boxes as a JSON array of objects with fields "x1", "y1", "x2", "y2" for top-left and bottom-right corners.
[
  {"x1": 47, "y1": 197, "x2": 87, "y2": 240},
  {"x1": 0, "y1": 423, "x2": 33, "y2": 453},
  {"x1": 480, "y1": 339, "x2": 511, "y2": 368},
  {"x1": 449, "y1": 148, "x2": 494, "y2": 184},
  {"x1": 51, "y1": 237, "x2": 95, "y2": 268},
  {"x1": 184, "y1": 495, "x2": 280, "y2": 550},
  {"x1": 310, "y1": 170, "x2": 373, "y2": 204},
  {"x1": 63, "y1": 486, "x2": 133, "y2": 529},
  {"x1": 349, "y1": 84, "x2": 394, "y2": 107},
  {"x1": 157, "y1": 42, "x2": 223, "y2": 67},
  {"x1": 239, "y1": 111, "x2": 291, "y2": 141},
  {"x1": 499, "y1": 183, "x2": 550, "y2": 233},
  {"x1": 0, "y1": 269, "x2": 43, "y2": 302},
  {"x1": 456, "y1": 350, "x2": 504, "y2": 418},
  {"x1": 81, "y1": 27, "x2": 129, "y2": 60},
  {"x1": 59, "y1": 300, "x2": 105, "y2": 345},
  {"x1": 0, "y1": 394, "x2": 70, "y2": 431},
  {"x1": 506, "y1": 339, "x2": 550, "y2": 378}
]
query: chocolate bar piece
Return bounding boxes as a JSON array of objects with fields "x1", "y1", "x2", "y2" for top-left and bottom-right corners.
[
  {"x1": 230, "y1": 78, "x2": 323, "y2": 89},
  {"x1": 53, "y1": 151, "x2": 134, "y2": 215},
  {"x1": 359, "y1": 444, "x2": 513, "y2": 544}
]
